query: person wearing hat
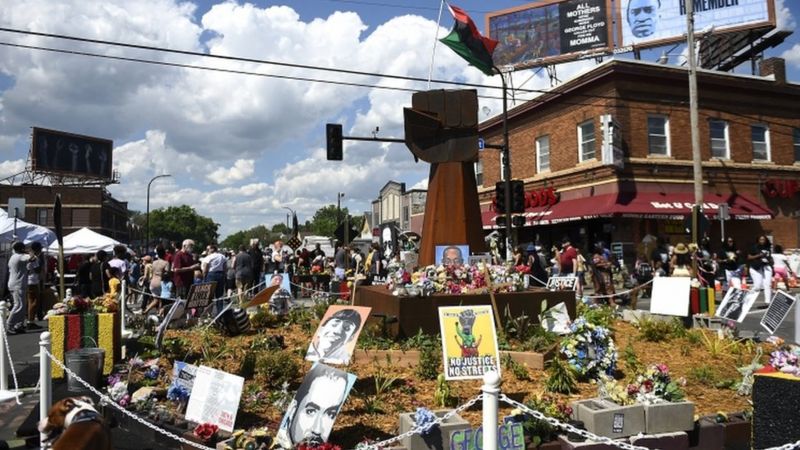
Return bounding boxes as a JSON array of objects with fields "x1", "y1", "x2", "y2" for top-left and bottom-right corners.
[{"x1": 670, "y1": 243, "x2": 694, "y2": 277}]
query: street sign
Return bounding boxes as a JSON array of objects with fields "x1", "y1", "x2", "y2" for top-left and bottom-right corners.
[
  {"x1": 718, "y1": 204, "x2": 730, "y2": 221},
  {"x1": 683, "y1": 212, "x2": 710, "y2": 235},
  {"x1": 7, "y1": 198, "x2": 25, "y2": 219},
  {"x1": 478, "y1": 138, "x2": 485, "y2": 150}
]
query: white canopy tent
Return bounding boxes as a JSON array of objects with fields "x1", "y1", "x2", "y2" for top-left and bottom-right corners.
[
  {"x1": 48, "y1": 227, "x2": 123, "y2": 255},
  {"x1": 0, "y1": 208, "x2": 57, "y2": 245}
]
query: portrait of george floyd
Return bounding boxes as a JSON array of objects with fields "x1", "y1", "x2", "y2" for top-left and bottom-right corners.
[
  {"x1": 305, "y1": 305, "x2": 372, "y2": 365},
  {"x1": 276, "y1": 363, "x2": 356, "y2": 449},
  {"x1": 715, "y1": 287, "x2": 759, "y2": 322},
  {"x1": 435, "y1": 244, "x2": 469, "y2": 267}
]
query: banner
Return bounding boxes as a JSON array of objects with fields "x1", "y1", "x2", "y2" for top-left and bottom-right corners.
[{"x1": 439, "y1": 305, "x2": 501, "y2": 380}]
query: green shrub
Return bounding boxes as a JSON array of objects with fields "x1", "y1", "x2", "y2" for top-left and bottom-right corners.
[
  {"x1": 623, "y1": 340, "x2": 642, "y2": 375},
  {"x1": 525, "y1": 326, "x2": 559, "y2": 353},
  {"x1": 578, "y1": 303, "x2": 616, "y2": 328},
  {"x1": 637, "y1": 317, "x2": 674, "y2": 342},
  {"x1": 688, "y1": 364, "x2": 718, "y2": 386},
  {"x1": 239, "y1": 351, "x2": 257, "y2": 379},
  {"x1": 416, "y1": 341, "x2": 441, "y2": 380},
  {"x1": 545, "y1": 357, "x2": 577, "y2": 394},
  {"x1": 255, "y1": 351, "x2": 300, "y2": 388},
  {"x1": 503, "y1": 354, "x2": 532, "y2": 381}
]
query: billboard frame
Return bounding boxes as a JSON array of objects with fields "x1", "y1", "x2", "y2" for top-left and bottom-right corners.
[
  {"x1": 486, "y1": 0, "x2": 615, "y2": 71},
  {"x1": 30, "y1": 127, "x2": 114, "y2": 181},
  {"x1": 614, "y1": 0, "x2": 776, "y2": 51}
]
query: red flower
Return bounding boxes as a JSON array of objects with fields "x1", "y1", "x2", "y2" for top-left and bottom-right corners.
[
  {"x1": 193, "y1": 423, "x2": 218, "y2": 442},
  {"x1": 515, "y1": 265, "x2": 531, "y2": 274}
]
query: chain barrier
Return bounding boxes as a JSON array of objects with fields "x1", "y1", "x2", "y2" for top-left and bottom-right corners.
[
  {"x1": 761, "y1": 441, "x2": 800, "y2": 450},
  {"x1": 286, "y1": 280, "x2": 346, "y2": 297},
  {"x1": 42, "y1": 347, "x2": 215, "y2": 450},
  {"x1": 581, "y1": 277, "x2": 654, "y2": 300},
  {"x1": 359, "y1": 394, "x2": 483, "y2": 450},
  {"x1": 500, "y1": 394, "x2": 654, "y2": 450},
  {"x1": 126, "y1": 279, "x2": 267, "y2": 304},
  {"x1": 1, "y1": 318, "x2": 22, "y2": 404}
]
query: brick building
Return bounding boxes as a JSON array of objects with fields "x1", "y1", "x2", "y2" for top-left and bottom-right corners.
[
  {"x1": 478, "y1": 57, "x2": 799, "y2": 264},
  {"x1": 0, "y1": 185, "x2": 131, "y2": 243}
]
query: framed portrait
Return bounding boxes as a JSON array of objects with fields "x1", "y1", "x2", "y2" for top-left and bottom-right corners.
[
  {"x1": 715, "y1": 287, "x2": 759, "y2": 322},
  {"x1": 305, "y1": 305, "x2": 372, "y2": 365},
  {"x1": 435, "y1": 244, "x2": 469, "y2": 266}
]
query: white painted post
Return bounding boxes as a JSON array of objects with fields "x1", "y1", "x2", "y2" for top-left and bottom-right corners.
[
  {"x1": 39, "y1": 332, "x2": 52, "y2": 446},
  {"x1": 120, "y1": 279, "x2": 127, "y2": 337},
  {"x1": 482, "y1": 370, "x2": 501, "y2": 450},
  {"x1": 0, "y1": 302, "x2": 8, "y2": 392}
]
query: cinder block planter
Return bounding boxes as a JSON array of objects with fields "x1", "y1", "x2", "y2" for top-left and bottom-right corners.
[
  {"x1": 574, "y1": 398, "x2": 645, "y2": 439},
  {"x1": 558, "y1": 434, "x2": 624, "y2": 449},
  {"x1": 687, "y1": 416, "x2": 724, "y2": 450},
  {"x1": 398, "y1": 410, "x2": 470, "y2": 450},
  {"x1": 643, "y1": 401, "x2": 695, "y2": 434},
  {"x1": 630, "y1": 431, "x2": 689, "y2": 450},
  {"x1": 722, "y1": 412, "x2": 752, "y2": 450},
  {"x1": 691, "y1": 314, "x2": 724, "y2": 330}
]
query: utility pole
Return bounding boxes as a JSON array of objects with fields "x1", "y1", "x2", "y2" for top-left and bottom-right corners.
[{"x1": 686, "y1": 0, "x2": 703, "y2": 260}]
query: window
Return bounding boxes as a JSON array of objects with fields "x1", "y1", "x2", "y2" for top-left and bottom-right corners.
[
  {"x1": 37, "y1": 208, "x2": 52, "y2": 226},
  {"x1": 578, "y1": 121, "x2": 595, "y2": 162},
  {"x1": 403, "y1": 206, "x2": 409, "y2": 224},
  {"x1": 751, "y1": 125, "x2": 770, "y2": 161},
  {"x1": 536, "y1": 135, "x2": 550, "y2": 172},
  {"x1": 647, "y1": 116, "x2": 669, "y2": 156},
  {"x1": 72, "y1": 208, "x2": 91, "y2": 227},
  {"x1": 794, "y1": 128, "x2": 800, "y2": 163},
  {"x1": 709, "y1": 120, "x2": 729, "y2": 159},
  {"x1": 474, "y1": 159, "x2": 483, "y2": 186}
]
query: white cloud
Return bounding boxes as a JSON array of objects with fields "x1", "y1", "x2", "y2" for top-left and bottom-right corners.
[
  {"x1": 0, "y1": 159, "x2": 25, "y2": 179},
  {"x1": 207, "y1": 159, "x2": 254, "y2": 185}
]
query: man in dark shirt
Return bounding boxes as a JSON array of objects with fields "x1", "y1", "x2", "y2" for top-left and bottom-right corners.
[
  {"x1": 650, "y1": 238, "x2": 670, "y2": 276},
  {"x1": 77, "y1": 254, "x2": 93, "y2": 298},
  {"x1": 90, "y1": 250, "x2": 110, "y2": 298},
  {"x1": 249, "y1": 243, "x2": 264, "y2": 287},
  {"x1": 172, "y1": 239, "x2": 199, "y2": 298},
  {"x1": 234, "y1": 245, "x2": 254, "y2": 296}
]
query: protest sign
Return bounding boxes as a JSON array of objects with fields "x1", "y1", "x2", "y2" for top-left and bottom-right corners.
[
  {"x1": 761, "y1": 290, "x2": 796, "y2": 334},
  {"x1": 650, "y1": 277, "x2": 691, "y2": 316},
  {"x1": 171, "y1": 361, "x2": 198, "y2": 392},
  {"x1": 306, "y1": 305, "x2": 371, "y2": 365},
  {"x1": 186, "y1": 282, "x2": 216, "y2": 309},
  {"x1": 715, "y1": 287, "x2": 759, "y2": 322},
  {"x1": 449, "y1": 421, "x2": 525, "y2": 450},
  {"x1": 439, "y1": 305, "x2": 501, "y2": 380},
  {"x1": 185, "y1": 365, "x2": 244, "y2": 432},
  {"x1": 546, "y1": 275, "x2": 577, "y2": 291}
]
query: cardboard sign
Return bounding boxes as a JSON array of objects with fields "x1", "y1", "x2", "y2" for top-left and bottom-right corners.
[
  {"x1": 715, "y1": 287, "x2": 759, "y2": 323},
  {"x1": 155, "y1": 299, "x2": 186, "y2": 349},
  {"x1": 650, "y1": 277, "x2": 691, "y2": 317},
  {"x1": 439, "y1": 305, "x2": 501, "y2": 380},
  {"x1": 761, "y1": 290, "x2": 796, "y2": 334},
  {"x1": 186, "y1": 282, "x2": 216, "y2": 310},
  {"x1": 449, "y1": 421, "x2": 525, "y2": 450},
  {"x1": 171, "y1": 361, "x2": 198, "y2": 392},
  {"x1": 540, "y1": 302, "x2": 571, "y2": 335},
  {"x1": 305, "y1": 305, "x2": 371, "y2": 365},
  {"x1": 185, "y1": 365, "x2": 244, "y2": 432},
  {"x1": 546, "y1": 275, "x2": 577, "y2": 291},
  {"x1": 243, "y1": 284, "x2": 280, "y2": 309},
  {"x1": 276, "y1": 363, "x2": 356, "y2": 449}
]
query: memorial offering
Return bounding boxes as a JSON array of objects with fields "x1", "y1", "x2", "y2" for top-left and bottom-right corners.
[
  {"x1": 760, "y1": 290, "x2": 796, "y2": 335},
  {"x1": 305, "y1": 305, "x2": 371, "y2": 365},
  {"x1": 185, "y1": 365, "x2": 245, "y2": 432},
  {"x1": 438, "y1": 305, "x2": 501, "y2": 380},
  {"x1": 649, "y1": 277, "x2": 691, "y2": 316},
  {"x1": 715, "y1": 287, "x2": 759, "y2": 322},
  {"x1": 560, "y1": 317, "x2": 617, "y2": 379},
  {"x1": 546, "y1": 275, "x2": 577, "y2": 291}
]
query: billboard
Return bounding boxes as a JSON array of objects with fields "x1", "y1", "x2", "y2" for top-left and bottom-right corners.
[
  {"x1": 618, "y1": 0, "x2": 775, "y2": 49},
  {"x1": 487, "y1": 0, "x2": 613, "y2": 69},
  {"x1": 31, "y1": 127, "x2": 113, "y2": 180}
]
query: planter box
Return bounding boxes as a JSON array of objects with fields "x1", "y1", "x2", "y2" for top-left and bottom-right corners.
[
  {"x1": 643, "y1": 402, "x2": 695, "y2": 434},
  {"x1": 722, "y1": 413, "x2": 751, "y2": 450},
  {"x1": 398, "y1": 410, "x2": 470, "y2": 450},
  {"x1": 630, "y1": 431, "x2": 689, "y2": 450},
  {"x1": 353, "y1": 349, "x2": 552, "y2": 370},
  {"x1": 574, "y1": 398, "x2": 645, "y2": 439},
  {"x1": 558, "y1": 435, "x2": 622, "y2": 449},
  {"x1": 687, "y1": 416, "x2": 724, "y2": 450}
]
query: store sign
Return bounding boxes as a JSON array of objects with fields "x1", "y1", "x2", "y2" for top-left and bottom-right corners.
[
  {"x1": 762, "y1": 179, "x2": 799, "y2": 198},
  {"x1": 491, "y1": 187, "x2": 559, "y2": 212},
  {"x1": 650, "y1": 202, "x2": 721, "y2": 211}
]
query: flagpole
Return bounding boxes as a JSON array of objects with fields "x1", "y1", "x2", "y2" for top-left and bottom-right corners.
[
  {"x1": 495, "y1": 65, "x2": 513, "y2": 262},
  {"x1": 428, "y1": 0, "x2": 446, "y2": 90}
]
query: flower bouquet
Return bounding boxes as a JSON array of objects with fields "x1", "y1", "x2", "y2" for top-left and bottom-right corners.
[{"x1": 559, "y1": 317, "x2": 617, "y2": 379}]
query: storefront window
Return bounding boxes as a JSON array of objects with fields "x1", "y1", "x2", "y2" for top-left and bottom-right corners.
[
  {"x1": 578, "y1": 121, "x2": 595, "y2": 162},
  {"x1": 709, "y1": 119, "x2": 729, "y2": 159},
  {"x1": 751, "y1": 124, "x2": 770, "y2": 161},
  {"x1": 536, "y1": 135, "x2": 550, "y2": 172},
  {"x1": 647, "y1": 116, "x2": 669, "y2": 156},
  {"x1": 474, "y1": 159, "x2": 483, "y2": 186},
  {"x1": 794, "y1": 128, "x2": 800, "y2": 163}
]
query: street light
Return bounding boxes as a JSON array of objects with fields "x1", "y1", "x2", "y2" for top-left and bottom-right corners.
[
  {"x1": 282, "y1": 206, "x2": 295, "y2": 234},
  {"x1": 336, "y1": 192, "x2": 345, "y2": 244},
  {"x1": 146, "y1": 174, "x2": 171, "y2": 254}
]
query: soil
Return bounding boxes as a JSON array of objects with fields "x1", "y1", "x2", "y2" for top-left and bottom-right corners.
[{"x1": 146, "y1": 313, "x2": 772, "y2": 448}]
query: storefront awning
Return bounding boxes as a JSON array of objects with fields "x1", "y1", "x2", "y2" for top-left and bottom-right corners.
[{"x1": 482, "y1": 191, "x2": 773, "y2": 229}]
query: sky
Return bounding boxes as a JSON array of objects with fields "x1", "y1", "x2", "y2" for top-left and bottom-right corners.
[{"x1": 0, "y1": 0, "x2": 799, "y2": 239}]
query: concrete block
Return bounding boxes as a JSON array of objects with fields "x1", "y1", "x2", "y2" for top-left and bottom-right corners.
[
  {"x1": 722, "y1": 413, "x2": 751, "y2": 450},
  {"x1": 576, "y1": 398, "x2": 645, "y2": 439},
  {"x1": 557, "y1": 435, "x2": 625, "y2": 449},
  {"x1": 691, "y1": 314, "x2": 724, "y2": 330},
  {"x1": 687, "y1": 416, "x2": 724, "y2": 450},
  {"x1": 398, "y1": 410, "x2": 470, "y2": 450},
  {"x1": 630, "y1": 431, "x2": 689, "y2": 449},
  {"x1": 643, "y1": 401, "x2": 695, "y2": 434}
]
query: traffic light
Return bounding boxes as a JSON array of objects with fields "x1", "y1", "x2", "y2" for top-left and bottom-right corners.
[
  {"x1": 495, "y1": 181, "x2": 506, "y2": 212},
  {"x1": 511, "y1": 215, "x2": 526, "y2": 227},
  {"x1": 510, "y1": 179, "x2": 525, "y2": 213},
  {"x1": 326, "y1": 123, "x2": 343, "y2": 161},
  {"x1": 495, "y1": 215, "x2": 506, "y2": 227}
]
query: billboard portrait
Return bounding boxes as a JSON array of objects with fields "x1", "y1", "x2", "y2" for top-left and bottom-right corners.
[
  {"x1": 435, "y1": 244, "x2": 469, "y2": 266},
  {"x1": 487, "y1": 0, "x2": 612, "y2": 69},
  {"x1": 276, "y1": 363, "x2": 356, "y2": 449},
  {"x1": 305, "y1": 305, "x2": 372, "y2": 365},
  {"x1": 439, "y1": 305, "x2": 501, "y2": 380},
  {"x1": 31, "y1": 127, "x2": 114, "y2": 179},
  {"x1": 619, "y1": 0, "x2": 774, "y2": 48}
]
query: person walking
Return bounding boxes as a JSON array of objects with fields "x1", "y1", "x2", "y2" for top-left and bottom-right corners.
[
  {"x1": 172, "y1": 239, "x2": 199, "y2": 299},
  {"x1": 6, "y1": 242, "x2": 31, "y2": 334},
  {"x1": 26, "y1": 241, "x2": 45, "y2": 324},
  {"x1": 202, "y1": 245, "x2": 227, "y2": 299},
  {"x1": 234, "y1": 245, "x2": 254, "y2": 301},
  {"x1": 144, "y1": 245, "x2": 171, "y2": 316},
  {"x1": 748, "y1": 235, "x2": 774, "y2": 304},
  {"x1": 719, "y1": 237, "x2": 743, "y2": 290}
]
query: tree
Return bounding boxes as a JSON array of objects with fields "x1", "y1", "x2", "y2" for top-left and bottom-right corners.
[
  {"x1": 148, "y1": 205, "x2": 219, "y2": 250},
  {"x1": 309, "y1": 205, "x2": 348, "y2": 237}
]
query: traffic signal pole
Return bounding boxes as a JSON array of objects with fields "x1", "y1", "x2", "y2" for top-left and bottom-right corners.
[{"x1": 500, "y1": 69, "x2": 513, "y2": 261}]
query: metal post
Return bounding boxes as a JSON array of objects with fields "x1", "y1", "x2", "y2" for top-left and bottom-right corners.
[
  {"x1": 482, "y1": 370, "x2": 501, "y2": 450},
  {"x1": 39, "y1": 332, "x2": 52, "y2": 446},
  {"x1": 120, "y1": 279, "x2": 127, "y2": 338},
  {"x1": 795, "y1": 292, "x2": 800, "y2": 345},
  {"x1": 146, "y1": 174, "x2": 171, "y2": 254},
  {"x1": 0, "y1": 302, "x2": 8, "y2": 392},
  {"x1": 686, "y1": 0, "x2": 703, "y2": 241},
  {"x1": 499, "y1": 70, "x2": 513, "y2": 261}
]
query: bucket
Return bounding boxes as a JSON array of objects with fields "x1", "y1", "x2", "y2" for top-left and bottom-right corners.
[{"x1": 65, "y1": 348, "x2": 106, "y2": 392}]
